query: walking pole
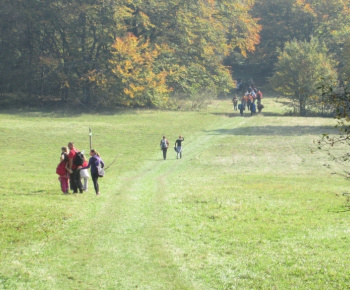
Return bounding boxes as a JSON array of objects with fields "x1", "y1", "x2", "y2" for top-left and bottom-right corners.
[{"x1": 89, "y1": 127, "x2": 92, "y2": 150}]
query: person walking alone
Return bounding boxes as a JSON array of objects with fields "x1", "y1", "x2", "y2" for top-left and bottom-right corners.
[
  {"x1": 160, "y1": 136, "x2": 169, "y2": 160},
  {"x1": 175, "y1": 135, "x2": 185, "y2": 159}
]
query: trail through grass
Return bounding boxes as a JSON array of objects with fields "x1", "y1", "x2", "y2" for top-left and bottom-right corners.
[{"x1": 0, "y1": 97, "x2": 349, "y2": 289}]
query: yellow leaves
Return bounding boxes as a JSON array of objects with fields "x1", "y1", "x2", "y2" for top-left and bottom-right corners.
[
  {"x1": 295, "y1": 0, "x2": 316, "y2": 15},
  {"x1": 110, "y1": 33, "x2": 171, "y2": 105},
  {"x1": 138, "y1": 11, "x2": 155, "y2": 30}
]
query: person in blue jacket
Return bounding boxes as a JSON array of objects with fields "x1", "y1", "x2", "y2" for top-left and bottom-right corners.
[{"x1": 250, "y1": 102, "x2": 256, "y2": 116}]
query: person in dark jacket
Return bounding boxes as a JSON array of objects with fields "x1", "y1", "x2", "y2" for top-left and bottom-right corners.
[
  {"x1": 80, "y1": 149, "x2": 104, "y2": 196},
  {"x1": 160, "y1": 136, "x2": 169, "y2": 160},
  {"x1": 238, "y1": 103, "x2": 245, "y2": 116},
  {"x1": 250, "y1": 102, "x2": 256, "y2": 116},
  {"x1": 67, "y1": 142, "x2": 83, "y2": 193},
  {"x1": 232, "y1": 95, "x2": 238, "y2": 111},
  {"x1": 258, "y1": 103, "x2": 265, "y2": 113},
  {"x1": 175, "y1": 135, "x2": 185, "y2": 159}
]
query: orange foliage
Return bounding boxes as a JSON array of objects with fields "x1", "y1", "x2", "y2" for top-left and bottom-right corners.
[{"x1": 110, "y1": 33, "x2": 172, "y2": 106}]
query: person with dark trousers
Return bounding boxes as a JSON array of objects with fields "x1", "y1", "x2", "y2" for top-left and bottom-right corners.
[
  {"x1": 80, "y1": 149, "x2": 104, "y2": 196},
  {"x1": 232, "y1": 95, "x2": 238, "y2": 111},
  {"x1": 160, "y1": 136, "x2": 169, "y2": 160},
  {"x1": 250, "y1": 102, "x2": 256, "y2": 116},
  {"x1": 68, "y1": 142, "x2": 83, "y2": 193},
  {"x1": 258, "y1": 103, "x2": 265, "y2": 113},
  {"x1": 238, "y1": 103, "x2": 245, "y2": 116},
  {"x1": 175, "y1": 135, "x2": 185, "y2": 159}
]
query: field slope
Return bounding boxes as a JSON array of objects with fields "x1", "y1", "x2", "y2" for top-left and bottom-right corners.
[{"x1": 0, "y1": 97, "x2": 349, "y2": 289}]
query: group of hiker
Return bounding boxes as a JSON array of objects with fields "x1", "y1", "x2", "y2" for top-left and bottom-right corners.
[
  {"x1": 160, "y1": 135, "x2": 185, "y2": 160},
  {"x1": 56, "y1": 142, "x2": 104, "y2": 196},
  {"x1": 56, "y1": 136, "x2": 184, "y2": 194},
  {"x1": 55, "y1": 80, "x2": 265, "y2": 195},
  {"x1": 232, "y1": 85, "x2": 265, "y2": 116}
]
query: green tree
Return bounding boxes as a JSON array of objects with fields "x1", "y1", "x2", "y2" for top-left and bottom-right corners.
[
  {"x1": 314, "y1": 86, "x2": 350, "y2": 179},
  {"x1": 233, "y1": 0, "x2": 350, "y2": 82},
  {"x1": 340, "y1": 37, "x2": 350, "y2": 84},
  {"x1": 270, "y1": 38, "x2": 337, "y2": 116}
]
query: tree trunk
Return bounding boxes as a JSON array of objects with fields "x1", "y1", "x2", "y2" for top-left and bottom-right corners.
[
  {"x1": 299, "y1": 98, "x2": 306, "y2": 116},
  {"x1": 83, "y1": 83, "x2": 91, "y2": 105}
]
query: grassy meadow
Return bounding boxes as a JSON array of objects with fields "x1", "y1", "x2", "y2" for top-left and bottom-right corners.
[{"x1": 0, "y1": 96, "x2": 349, "y2": 289}]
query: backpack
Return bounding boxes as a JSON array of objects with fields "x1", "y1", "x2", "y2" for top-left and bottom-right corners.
[
  {"x1": 161, "y1": 139, "x2": 168, "y2": 149},
  {"x1": 56, "y1": 161, "x2": 66, "y2": 176},
  {"x1": 73, "y1": 150, "x2": 85, "y2": 166},
  {"x1": 257, "y1": 91, "x2": 262, "y2": 100}
]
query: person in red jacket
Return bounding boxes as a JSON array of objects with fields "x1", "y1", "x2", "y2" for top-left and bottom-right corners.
[
  {"x1": 58, "y1": 146, "x2": 71, "y2": 194},
  {"x1": 68, "y1": 142, "x2": 83, "y2": 193},
  {"x1": 256, "y1": 90, "x2": 263, "y2": 105}
]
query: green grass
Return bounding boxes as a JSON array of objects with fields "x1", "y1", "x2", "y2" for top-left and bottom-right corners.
[{"x1": 0, "y1": 96, "x2": 349, "y2": 289}]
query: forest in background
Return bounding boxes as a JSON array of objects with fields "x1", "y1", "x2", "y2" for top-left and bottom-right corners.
[{"x1": 0, "y1": 0, "x2": 349, "y2": 111}]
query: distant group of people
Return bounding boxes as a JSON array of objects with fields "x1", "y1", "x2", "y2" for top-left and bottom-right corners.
[
  {"x1": 56, "y1": 82, "x2": 265, "y2": 195},
  {"x1": 56, "y1": 136, "x2": 185, "y2": 195},
  {"x1": 56, "y1": 142, "x2": 104, "y2": 196},
  {"x1": 232, "y1": 84, "x2": 265, "y2": 116},
  {"x1": 56, "y1": 136, "x2": 184, "y2": 195},
  {"x1": 160, "y1": 135, "x2": 184, "y2": 160}
]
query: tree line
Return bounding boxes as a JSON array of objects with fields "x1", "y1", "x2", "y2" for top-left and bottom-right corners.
[
  {"x1": 0, "y1": 0, "x2": 349, "y2": 112},
  {"x1": 251, "y1": 0, "x2": 350, "y2": 116},
  {"x1": 0, "y1": 0, "x2": 260, "y2": 108}
]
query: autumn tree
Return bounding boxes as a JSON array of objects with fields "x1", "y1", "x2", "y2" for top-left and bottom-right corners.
[
  {"x1": 107, "y1": 33, "x2": 171, "y2": 107},
  {"x1": 270, "y1": 38, "x2": 337, "y2": 116},
  {"x1": 116, "y1": 0, "x2": 261, "y2": 98},
  {"x1": 237, "y1": 0, "x2": 350, "y2": 81},
  {"x1": 0, "y1": 0, "x2": 261, "y2": 108}
]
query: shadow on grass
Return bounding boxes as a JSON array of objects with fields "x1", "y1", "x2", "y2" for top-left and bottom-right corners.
[
  {"x1": 328, "y1": 205, "x2": 350, "y2": 213},
  {"x1": 204, "y1": 125, "x2": 337, "y2": 136},
  {"x1": 0, "y1": 107, "x2": 143, "y2": 118},
  {"x1": 211, "y1": 112, "x2": 287, "y2": 118},
  {"x1": 13, "y1": 190, "x2": 58, "y2": 196}
]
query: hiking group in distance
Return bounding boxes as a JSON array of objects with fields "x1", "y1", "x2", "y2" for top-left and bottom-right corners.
[
  {"x1": 55, "y1": 80, "x2": 263, "y2": 195},
  {"x1": 56, "y1": 136, "x2": 184, "y2": 195},
  {"x1": 232, "y1": 79, "x2": 265, "y2": 116}
]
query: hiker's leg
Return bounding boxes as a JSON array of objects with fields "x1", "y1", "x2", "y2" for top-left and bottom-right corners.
[
  {"x1": 74, "y1": 170, "x2": 83, "y2": 193},
  {"x1": 61, "y1": 177, "x2": 68, "y2": 193},
  {"x1": 92, "y1": 173, "x2": 99, "y2": 194},
  {"x1": 59, "y1": 177, "x2": 64, "y2": 193},
  {"x1": 83, "y1": 177, "x2": 88, "y2": 191},
  {"x1": 70, "y1": 171, "x2": 77, "y2": 192},
  {"x1": 177, "y1": 146, "x2": 182, "y2": 159}
]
